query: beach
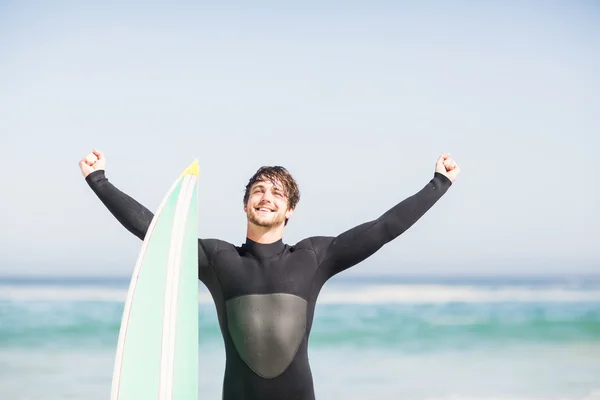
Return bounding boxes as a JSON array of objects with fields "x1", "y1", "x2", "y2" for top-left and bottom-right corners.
[{"x1": 1, "y1": 274, "x2": 599, "y2": 399}]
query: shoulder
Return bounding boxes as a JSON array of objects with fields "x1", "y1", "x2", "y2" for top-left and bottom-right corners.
[
  {"x1": 290, "y1": 236, "x2": 334, "y2": 253},
  {"x1": 198, "y1": 238, "x2": 240, "y2": 254}
]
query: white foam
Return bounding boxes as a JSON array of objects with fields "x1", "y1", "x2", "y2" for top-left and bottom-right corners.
[
  {"x1": 1, "y1": 284, "x2": 599, "y2": 304},
  {"x1": 0, "y1": 285, "x2": 128, "y2": 302},
  {"x1": 317, "y1": 284, "x2": 600, "y2": 304}
]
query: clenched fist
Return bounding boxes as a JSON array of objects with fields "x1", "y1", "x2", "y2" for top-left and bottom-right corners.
[
  {"x1": 435, "y1": 153, "x2": 460, "y2": 183},
  {"x1": 79, "y1": 149, "x2": 106, "y2": 178}
]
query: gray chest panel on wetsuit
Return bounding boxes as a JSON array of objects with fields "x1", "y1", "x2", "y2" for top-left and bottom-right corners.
[{"x1": 225, "y1": 293, "x2": 307, "y2": 379}]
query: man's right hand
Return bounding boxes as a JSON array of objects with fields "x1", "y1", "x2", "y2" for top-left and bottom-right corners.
[
  {"x1": 79, "y1": 149, "x2": 106, "y2": 178},
  {"x1": 435, "y1": 153, "x2": 460, "y2": 183}
]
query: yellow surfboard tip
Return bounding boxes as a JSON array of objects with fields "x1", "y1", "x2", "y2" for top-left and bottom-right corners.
[{"x1": 180, "y1": 159, "x2": 199, "y2": 178}]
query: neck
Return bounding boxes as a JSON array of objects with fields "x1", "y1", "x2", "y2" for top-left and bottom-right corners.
[{"x1": 246, "y1": 223, "x2": 285, "y2": 244}]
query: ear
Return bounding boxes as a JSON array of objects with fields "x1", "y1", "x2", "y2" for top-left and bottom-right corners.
[{"x1": 285, "y1": 207, "x2": 294, "y2": 220}]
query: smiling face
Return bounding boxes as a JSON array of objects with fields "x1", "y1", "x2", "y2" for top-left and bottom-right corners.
[
  {"x1": 244, "y1": 179, "x2": 293, "y2": 228},
  {"x1": 243, "y1": 166, "x2": 300, "y2": 229}
]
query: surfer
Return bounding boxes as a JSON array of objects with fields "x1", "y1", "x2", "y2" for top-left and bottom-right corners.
[{"x1": 79, "y1": 149, "x2": 459, "y2": 400}]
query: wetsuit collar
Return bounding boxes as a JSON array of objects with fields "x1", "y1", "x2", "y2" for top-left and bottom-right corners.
[{"x1": 243, "y1": 237, "x2": 285, "y2": 258}]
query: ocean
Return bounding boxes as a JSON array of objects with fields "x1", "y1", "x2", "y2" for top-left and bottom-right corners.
[{"x1": 1, "y1": 274, "x2": 599, "y2": 400}]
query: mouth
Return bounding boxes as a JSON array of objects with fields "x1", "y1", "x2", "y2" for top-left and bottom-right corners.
[{"x1": 255, "y1": 207, "x2": 275, "y2": 213}]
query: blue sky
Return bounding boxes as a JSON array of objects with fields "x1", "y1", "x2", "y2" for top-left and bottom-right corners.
[{"x1": 0, "y1": 1, "x2": 598, "y2": 277}]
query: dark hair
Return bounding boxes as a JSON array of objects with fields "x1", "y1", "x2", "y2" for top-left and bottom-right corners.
[{"x1": 244, "y1": 166, "x2": 300, "y2": 225}]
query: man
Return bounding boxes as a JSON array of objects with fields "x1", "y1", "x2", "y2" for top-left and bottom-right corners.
[{"x1": 79, "y1": 149, "x2": 459, "y2": 400}]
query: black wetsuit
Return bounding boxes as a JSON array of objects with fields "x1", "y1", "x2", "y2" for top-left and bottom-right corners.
[{"x1": 85, "y1": 170, "x2": 452, "y2": 400}]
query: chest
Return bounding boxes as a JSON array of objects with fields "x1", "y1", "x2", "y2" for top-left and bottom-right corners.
[{"x1": 213, "y1": 249, "x2": 318, "y2": 300}]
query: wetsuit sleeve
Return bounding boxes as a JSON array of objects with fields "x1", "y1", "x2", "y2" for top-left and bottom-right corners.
[
  {"x1": 310, "y1": 172, "x2": 453, "y2": 280},
  {"x1": 84, "y1": 170, "x2": 218, "y2": 285}
]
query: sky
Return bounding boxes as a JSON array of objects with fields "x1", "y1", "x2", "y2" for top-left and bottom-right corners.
[{"x1": 0, "y1": 1, "x2": 598, "y2": 277}]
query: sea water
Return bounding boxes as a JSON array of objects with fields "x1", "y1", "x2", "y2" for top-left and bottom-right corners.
[{"x1": 1, "y1": 274, "x2": 599, "y2": 400}]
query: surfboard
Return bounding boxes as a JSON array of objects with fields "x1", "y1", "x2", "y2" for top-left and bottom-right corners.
[{"x1": 110, "y1": 160, "x2": 200, "y2": 400}]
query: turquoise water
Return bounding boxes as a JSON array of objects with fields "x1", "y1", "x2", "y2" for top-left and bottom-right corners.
[{"x1": 1, "y1": 275, "x2": 599, "y2": 399}]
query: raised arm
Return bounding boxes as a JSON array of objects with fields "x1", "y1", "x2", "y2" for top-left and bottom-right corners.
[
  {"x1": 85, "y1": 169, "x2": 154, "y2": 240},
  {"x1": 310, "y1": 155, "x2": 459, "y2": 280},
  {"x1": 79, "y1": 149, "x2": 218, "y2": 285}
]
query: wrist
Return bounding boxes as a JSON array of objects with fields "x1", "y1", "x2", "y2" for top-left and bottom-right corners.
[
  {"x1": 433, "y1": 171, "x2": 453, "y2": 186},
  {"x1": 85, "y1": 169, "x2": 106, "y2": 184}
]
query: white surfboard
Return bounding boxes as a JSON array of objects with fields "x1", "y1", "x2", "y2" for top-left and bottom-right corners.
[{"x1": 110, "y1": 160, "x2": 199, "y2": 400}]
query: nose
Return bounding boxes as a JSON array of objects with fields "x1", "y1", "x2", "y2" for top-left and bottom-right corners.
[
  {"x1": 262, "y1": 188, "x2": 280, "y2": 204},
  {"x1": 259, "y1": 191, "x2": 273, "y2": 203}
]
